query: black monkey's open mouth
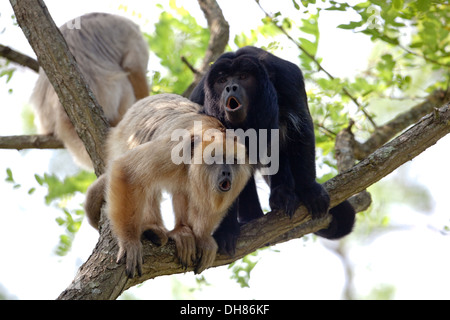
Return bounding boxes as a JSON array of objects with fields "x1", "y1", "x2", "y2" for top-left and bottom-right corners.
[
  {"x1": 226, "y1": 97, "x2": 242, "y2": 111},
  {"x1": 219, "y1": 179, "x2": 232, "y2": 192}
]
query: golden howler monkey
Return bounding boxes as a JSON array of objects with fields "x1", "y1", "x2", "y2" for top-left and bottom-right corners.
[
  {"x1": 84, "y1": 94, "x2": 252, "y2": 277},
  {"x1": 190, "y1": 46, "x2": 356, "y2": 255},
  {"x1": 31, "y1": 13, "x2": 149, "y2": 169}
]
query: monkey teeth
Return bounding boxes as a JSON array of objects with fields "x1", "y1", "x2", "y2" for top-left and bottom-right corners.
[{"x1": 227, "y1": 97, "x2": 242, "y2": 110}]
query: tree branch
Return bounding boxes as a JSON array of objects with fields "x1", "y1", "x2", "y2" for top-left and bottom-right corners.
[
  {"x1": 182, "y1": 0, "x2": 229, "y2": 97},
  {"x1": 0, "y1": 44, "x2": 39, "y2": 73},
  {"x1": 0, "y1": 134, "x2": 63, "y2": 150},
  {"x1": 10, "y1": 0, "x2": 109, "y2": 176},
  {"x1": 354, "y1": 88, "x2": 450, "y2": 160},
  {"x1": 57, "y1": 103, "x2": 450, "y2": 300}
]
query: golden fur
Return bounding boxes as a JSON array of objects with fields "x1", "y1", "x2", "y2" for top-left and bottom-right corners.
[
  {"x1": 30, "y1": 13, "x2": 149, "y2": 169},
  {"x1": 85, "y1": 94, "x2": 252, "y2": 277}
]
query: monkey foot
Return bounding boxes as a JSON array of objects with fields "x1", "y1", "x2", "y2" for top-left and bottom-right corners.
[
  {"x1": 117, "y1": 240, "x2": 143, "y2": 279},
  {"x1": 194, "y1": 236, "x2": 218, "y2": 274},
  {"x1": 168, "y1": 226, "x2": 197, "y2": 269}
]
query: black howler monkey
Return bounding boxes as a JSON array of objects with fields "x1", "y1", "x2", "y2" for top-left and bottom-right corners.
[{"x1": 190, "y1": 46, "x2": 355, "y2": 255}]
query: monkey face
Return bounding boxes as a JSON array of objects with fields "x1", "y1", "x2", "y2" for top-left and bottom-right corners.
[
  {"x1": 217, "y1": 73, "x2": 254, "y2": 125},
  {"x1": 208, "y1": 57, "x2": 262, "y2": 127},
  {"x1": 189, "y1": 134, "x2": 251, "y2": 200},
  {"x1": 217, "y1": 163, "x2": 232, "y2": 192}
]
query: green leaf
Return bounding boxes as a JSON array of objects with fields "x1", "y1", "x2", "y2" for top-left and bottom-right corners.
[
  {"x1": 392, "y1": 0, "x2": 404, "y2": 10},
  {"x1": 337, "y1": 21, "x2": 364, "y2": 30},
  {"x1": 35, "y1": 171, "x2": 96, "y2": 205},
  {"x1": 5, "y1": 168, "x2": 14, "y2": 183},
  {"x1": 34, "y1": 174, "x2": 44, "y2": 186}
]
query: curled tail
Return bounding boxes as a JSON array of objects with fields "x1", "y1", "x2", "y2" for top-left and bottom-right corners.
[
  {"x1": 315, "y1": 200, "x2": 356, "y2": 240},
  {"x1": 84, "y1": 175, "x2": 107, "y2": 230}
]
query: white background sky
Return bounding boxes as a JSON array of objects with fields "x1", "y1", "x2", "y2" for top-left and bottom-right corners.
[{"x1": 0, "y1": 0, "x2": 450, "y2": 300}]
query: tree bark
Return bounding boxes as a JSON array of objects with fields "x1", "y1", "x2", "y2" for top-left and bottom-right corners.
[
  {"x1": 182, "y1": 0, "x2": 230, "y2": 97},
  {"x1": 57, "y1": 103, "x2": 450, "y2": 300},
  {"x1": 10, "y1": 0, "x2": 109, "y2": 176}
]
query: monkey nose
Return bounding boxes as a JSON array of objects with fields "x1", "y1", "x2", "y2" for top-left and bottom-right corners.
[{"x1": 218, "y1": 178, "x2": 232, "y2": 192}]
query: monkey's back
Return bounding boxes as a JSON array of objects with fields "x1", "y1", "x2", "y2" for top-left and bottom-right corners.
[
  {"x1": 31, "y1": 13, "x2": 148, "y2": 131},
  {"x1": 30, "y1": 13, "x2": 149, "y2": 169},
  {"x1": 107, "y1": 93, "x2": 225, "y2": 161}
]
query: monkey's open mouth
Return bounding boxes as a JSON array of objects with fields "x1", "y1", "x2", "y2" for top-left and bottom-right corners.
[
  {"x1": 219, "y1": 179, "x2": 232, "y2": 192},
  {"x1": 226, "y1": 96, "x2": 242, "y2": 111}
]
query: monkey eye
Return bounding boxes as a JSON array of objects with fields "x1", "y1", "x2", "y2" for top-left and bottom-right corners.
[
  {"x1": 217, "y1": 76, "x2": 228, "y2": 84},
  {"x1": 239, "y1": 73, "x2": 248, "y2": 80}
]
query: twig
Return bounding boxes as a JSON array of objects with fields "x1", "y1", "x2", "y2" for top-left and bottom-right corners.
[
  {"x1": 181, "y1": 56, "x2": 199, "y2": 75},
  {"x1": 398, "y1": 43, "x2": 450, "y2": 68}
]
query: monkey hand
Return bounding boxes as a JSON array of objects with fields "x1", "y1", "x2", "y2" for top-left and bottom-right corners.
[
  {"x1": 194, "y1": 236, "x2": 218, "y2": 274},
  {"x1": 298, "y1": 182, "x2": 330, "y2": 219},
  {"x1": 117, "y1": 240, "x2": 143, "y2": 279},
  {"x1": 168, "y1": 226, "x2": 197, "y2": 270},
  {"x1": 269, "y1": 184, "x2": 300, "y2": 218}
]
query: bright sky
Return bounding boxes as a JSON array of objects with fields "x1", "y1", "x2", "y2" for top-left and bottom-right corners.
[{"x1": 1, "y1": 0, "x2": 450, "y2": 300}]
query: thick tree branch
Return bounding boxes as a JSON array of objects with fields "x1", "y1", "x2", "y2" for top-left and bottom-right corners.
[
  {"x1": 10, "y1": 0, "x2": 109, "y2": 176},
  {"x1": 335, "y1": 121, "x2": 373, "y2": 212},
  {"x1": 182, "y1": 0, "x2": 229, "y2": 97},
  {"x1": 0, "y1": 44, "x2": 39, "y2": 72},
  {"x1": 0, "y1": 134, "x2": 63, "y2": 150},
  {"x1": 57, "y1": 103, "x2": 450, "y2": 300}
]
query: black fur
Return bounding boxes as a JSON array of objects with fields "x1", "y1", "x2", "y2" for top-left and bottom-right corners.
[{"x1": 190, "y1": 46, "x2": 356, "y2": 255}]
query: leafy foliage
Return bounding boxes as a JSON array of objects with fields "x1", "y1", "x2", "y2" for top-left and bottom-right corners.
[
  {"x1": 0, "y1": 59, "x2": 15, "y2": 94},
  {"x1": 144, "y1": 0, "x2": 209, "y2": 95},
  {"x1": 34, "y1": 171, "x2": 95, "y2": 205},
  {"x1": 34, "y1": 171, "x2": 96, "y2": 255},
  {"x1": 228, "y1": 250, "x2": 262, "y2": 288},
  {"x1": 256, "y1": 0, "x2": 449, "y2": 169}
]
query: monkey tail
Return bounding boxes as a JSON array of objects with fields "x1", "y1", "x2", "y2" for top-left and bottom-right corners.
[
  {"x1": 315, "y1": 200, "x2": 356, "y2": 240},
  {"x1": 84, "y1": 175, "x2": 107, "y2": 230}
]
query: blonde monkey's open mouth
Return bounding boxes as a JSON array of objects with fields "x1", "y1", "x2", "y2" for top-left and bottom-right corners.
[{"x1": 219, "y1": 178, "x2": 232, "y2": 192}]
